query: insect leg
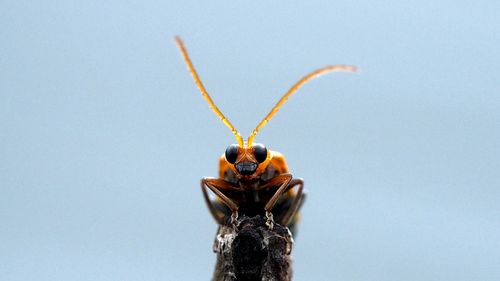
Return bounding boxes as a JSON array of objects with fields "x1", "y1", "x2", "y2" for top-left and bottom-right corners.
[
  {"x1": 200, "y1": 179, "x2": 225, "y2": 224},
  {"x1": 280, "y1": 178, "x2": 304, "y2": 227},
  {"x1": 260, "y1": 173, "x2": 293, "y2": 229},
  {"x1": 256, "y1": 173, "x2": 293, "y2": 191},
  {"x1": 262, "y1": 173, "x2": 293, "y2": 211},
  {"x1": 201, "y1": 177, "x2": 241, "y2": 224}
]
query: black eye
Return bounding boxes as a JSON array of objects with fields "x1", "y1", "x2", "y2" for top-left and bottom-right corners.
[
  {"x1": 253, "y1": 143, "x2": 267, "y2": 163},
  {"x1": 225, "y1": 144, "x2": 239, "y2": 164}
]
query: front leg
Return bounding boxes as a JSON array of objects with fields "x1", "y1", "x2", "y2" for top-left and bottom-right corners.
[
  {"x1": 201, "y1": 177, "x2": 241, "y2": 224},
  {"x1": 258, "y1": 173, "x2": 293, "y2": 229}
]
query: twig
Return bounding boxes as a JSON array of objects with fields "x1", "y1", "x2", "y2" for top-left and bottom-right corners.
[{"x1": 212, "y1": 216, "x2": 294, "y2": 281}]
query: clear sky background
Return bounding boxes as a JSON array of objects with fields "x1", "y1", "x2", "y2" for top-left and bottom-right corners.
[{"x1": 1, "y1": 1, "x2": 499, "y2": 280}]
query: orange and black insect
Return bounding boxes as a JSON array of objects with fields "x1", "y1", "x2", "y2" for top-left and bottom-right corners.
[{"x1": 175, "y1": 37, "x2": 356, "y2": 231}]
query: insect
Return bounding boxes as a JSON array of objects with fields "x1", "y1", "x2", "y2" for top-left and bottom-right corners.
[{"x1": 175, "y1": 37, "x2": 356, "y2": 231}]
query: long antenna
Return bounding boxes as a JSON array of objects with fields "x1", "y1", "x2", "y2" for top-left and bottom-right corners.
[
  {"x1": 175, "y1": 36, "x2": 244, "y2": 147},
  {"x1": 247, "y1": 64, "x2": 357, "y2": 146}
]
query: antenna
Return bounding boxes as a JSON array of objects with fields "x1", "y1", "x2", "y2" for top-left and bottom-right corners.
[
  {"x1": 247, "y1": 64, "x2": 357, "y2": 146},
  {"x1": 175, "y1": 36, "x2": 244, "y2": 147}
]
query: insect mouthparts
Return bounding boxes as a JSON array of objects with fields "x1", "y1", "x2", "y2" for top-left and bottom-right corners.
[{"x1": 236, "y1": 162, "x2": 257, "y2": 175}]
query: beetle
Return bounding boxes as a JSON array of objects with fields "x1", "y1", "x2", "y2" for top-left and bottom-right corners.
[{"x1": 175, "y1": 37, "x2": 356, "y2": 231}]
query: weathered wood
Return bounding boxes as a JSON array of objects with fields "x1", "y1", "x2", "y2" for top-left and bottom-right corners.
[{"x1": 212, "y1": 216, "x2": 294, "y2": 281}]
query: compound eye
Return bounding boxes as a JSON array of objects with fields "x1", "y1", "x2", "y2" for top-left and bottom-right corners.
[
  {"x1": 252, "y1": 143, "x2": 268, "y2": 163},
  {"x1": 225, "y1": 144, "x2": 239, "y2": 164}
]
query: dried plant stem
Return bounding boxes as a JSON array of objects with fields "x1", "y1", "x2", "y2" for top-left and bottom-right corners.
[{"x1": 212, "y1": 216, "x2": 294, "y2": 281}]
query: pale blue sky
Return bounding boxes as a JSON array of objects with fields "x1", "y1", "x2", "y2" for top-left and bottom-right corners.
[{"x1": 1, "y1": 1, "x2": 499, "y2": 280}]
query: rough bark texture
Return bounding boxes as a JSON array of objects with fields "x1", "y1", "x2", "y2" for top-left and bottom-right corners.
[{"x1": 212, "y1": 216, "x2": 294, "y2": 281}]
